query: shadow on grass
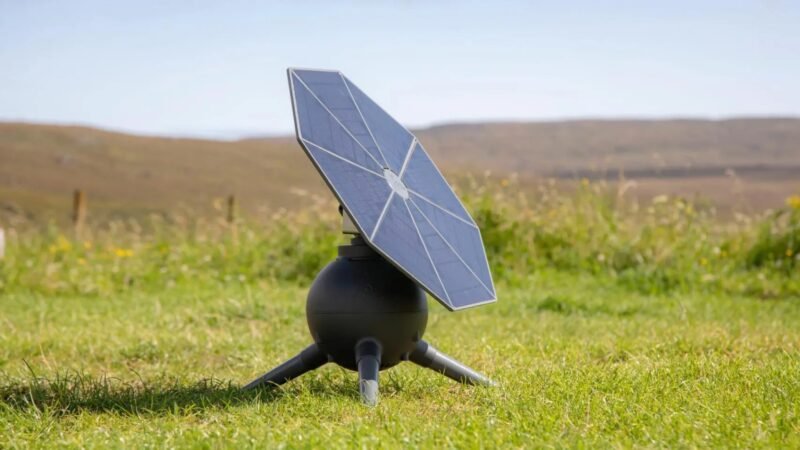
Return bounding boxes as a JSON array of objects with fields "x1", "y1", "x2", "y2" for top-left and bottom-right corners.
[{"x1": 0, "y1": 371, "x2": 358, "y2": 416}]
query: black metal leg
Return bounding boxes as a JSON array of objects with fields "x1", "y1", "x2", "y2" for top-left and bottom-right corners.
[
  {"x1": 355, "y1": 339, "x2": 382, "y2": 406},
  {"x1": 409, "y1": 340, "x2": 494, "y2": 386},
  {"x1": 243, "y1": 343, "x2": 328, "y2": 390}
]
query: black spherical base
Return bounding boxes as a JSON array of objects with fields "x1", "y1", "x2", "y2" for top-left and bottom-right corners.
[{"x1": 306, "y1": 240, "x2": 427, "y2": 371}]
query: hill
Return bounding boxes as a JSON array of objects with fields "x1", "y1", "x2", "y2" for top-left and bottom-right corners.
[
  {"x1": 1, "y1": 118, "x2": 799, "y2": 224},
  {"x1": 416, "y1": 118, "x2": 800, "y2": 175},
  {"x1": 0, "y1": 123, "x2": 322, "y2": 223}
]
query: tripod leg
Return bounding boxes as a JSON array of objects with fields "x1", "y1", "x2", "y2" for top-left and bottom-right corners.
[
  {"x1": 355, "y1": 339, "x2": 382, "y2": 406},
  {"x1": 243, "y1": 343, "x2": 328, "y2": 390},
  {"x1": 409, "y1": 340, "x2": 494, "y2": 386}
]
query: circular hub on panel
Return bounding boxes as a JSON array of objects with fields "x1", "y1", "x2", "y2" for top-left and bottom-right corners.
[{"x1": 383, "y1": 168, "x2": 409, "y2": 199}]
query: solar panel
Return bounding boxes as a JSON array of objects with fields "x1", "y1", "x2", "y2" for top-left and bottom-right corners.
[{"x1": 288, "y1": 68, "x2": 496, "y2": 310}]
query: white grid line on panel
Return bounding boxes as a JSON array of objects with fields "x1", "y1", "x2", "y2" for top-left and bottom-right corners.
[
  {"x1": 370, "y1": 191, "x2": 395, "y2": 240},
  {"x1": 408, "y1": 141, "x2": 477, "y2": 227},
  {"x1": 340, "y1": 74, "x2": 415, "y2": 142},
  {"x1": 302, "y1": 139, "x2": 386, "y2": 178},
  {"x1": 403, "y1": 198, "x2": 451, "y2": 306},
  {"x1": 292, "y1": 73, "x2": 384, "y2": 170},
  {"x1": 409, "y1": 198, "x2": 495, "y2": 299},
  {"x1": 398, "y1": 139, "x2": 417, "y2": 178},
  {"x1": 408, "y1": 190, "x2": 478, "y2": 229},
  {"x1": 341, "y1": 73, "x2": 389, "y2": 168}
]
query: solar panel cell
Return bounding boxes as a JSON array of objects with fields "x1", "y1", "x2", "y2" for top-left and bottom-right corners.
[
  {"x1": 372, "y1": 195, "x2": 449, "y2": 303},
  {"x1": 293, "y1": 70, "x2": 387, "y2": 168},
  {"x1": 304, "y1": 141, "x2": 391, "y2": 237},
  {"x1": 410, "y1": 197, "x2": 495, "y2": 298},
  {"x1": 342, "y1": 77, "x2": 414, "y2": 172},
  {"x1": 407, "y1": 203, "x2": 494, "y2": 308},
  {"x1": 293, "y1": 79, "x2": 383, "y2": 172},
  {"x1": 401, "y1": 142, "x2": 473, "y2": 223}
]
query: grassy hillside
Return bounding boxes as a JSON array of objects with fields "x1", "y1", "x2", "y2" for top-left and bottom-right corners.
[
  {"x1": 2, "y1": 118, "x2": 799, "y2": 224},
  {"x1": 418, "y1": 118, "x2": 800, "y2": 212},
  {"x1": 417, "y1": 118, "x2": 800, "y2": 174},
  {"x1": 0, "y1": 123, "x2": 324, "y2": 223}
]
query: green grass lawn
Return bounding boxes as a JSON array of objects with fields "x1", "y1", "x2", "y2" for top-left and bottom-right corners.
[{"x1": 2, "y1": 269, "x2": 798, "y2": 448}]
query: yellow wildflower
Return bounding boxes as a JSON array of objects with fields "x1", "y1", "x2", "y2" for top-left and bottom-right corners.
[
  {"x1": 78, "y1": 258, "x2": 86, "y2": 265},
  {"x1": 114, "y1": 248, "x2": 134, "y2": 258},
  {"x1": 788, "y1": 248, "x2": 794, "y2": 258},
  {"x1": 53, "y1": 235, "x2": 72, "y2": 253},
  {"x1": 48, "y1": 236, "x2": 73, "y2": 255},
  {"x1": 787, "y1": 195, "x2": 800, "y2": 210},
  {"x1": 500, "y1": 178, "x2": 509, "y2": 187}
]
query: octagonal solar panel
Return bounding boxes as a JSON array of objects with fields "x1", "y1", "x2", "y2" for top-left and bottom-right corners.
[{"x1": 287, "y1": 68, "x2": 496, "y2": 310}]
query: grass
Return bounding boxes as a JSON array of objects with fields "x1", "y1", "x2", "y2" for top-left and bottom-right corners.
[
  {"x1": 1, "y1": 181, "x2": 799, "y2": 447},
  {"x1": 2, "y1": 274, "x2": 799, "y2": 447}
]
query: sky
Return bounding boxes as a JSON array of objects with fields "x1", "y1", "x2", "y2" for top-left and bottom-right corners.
[{"x1": 1, "y1": 1, "x2": 799, "y2": 138}]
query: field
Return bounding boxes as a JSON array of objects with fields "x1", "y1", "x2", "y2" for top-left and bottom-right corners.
[{"x1": 2, "y1": 181, "x2": 799, "y2": 447}]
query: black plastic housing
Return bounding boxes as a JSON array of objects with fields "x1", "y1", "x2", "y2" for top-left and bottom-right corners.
[{"x1": 306, "y1": 237, "x2": 428, "y2": 371}]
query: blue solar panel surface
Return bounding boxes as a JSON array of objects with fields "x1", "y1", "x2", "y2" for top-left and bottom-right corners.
[{"x1": 288, "y1": 68, "x2": 496, "y2": 310}]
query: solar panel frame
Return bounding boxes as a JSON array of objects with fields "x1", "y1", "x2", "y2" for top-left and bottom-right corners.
[{"x1": 287, "y1": 67, "x2": 496, "y2": 311}]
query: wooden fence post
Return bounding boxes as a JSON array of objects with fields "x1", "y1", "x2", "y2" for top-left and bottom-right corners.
[
  {"x1": 227, "y1": 194, "x2": 238, "y2": 242},
  {"x1": 73, "y1": 189, "x2": 87, "y2": 238},
  {"x1": 227, "y1": 195, "x2": 237, "y2": 224}
]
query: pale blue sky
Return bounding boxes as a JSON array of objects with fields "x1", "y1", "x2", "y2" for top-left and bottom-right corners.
[{"x1": 1, "y1": 1, "x2": 798, "y2": 138}]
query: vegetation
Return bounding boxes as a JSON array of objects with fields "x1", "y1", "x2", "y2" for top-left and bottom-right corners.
[
  {"x1": 2, "y1": 178, "x2": 798, "y2": 298},
  {"x1": 1, "y1": 180, "x2": 799, "y2": 447}
]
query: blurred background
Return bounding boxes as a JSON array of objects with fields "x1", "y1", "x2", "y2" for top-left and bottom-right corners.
[{"x1": 1, "y1": 1, "x2": 798, "y2": 224}]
